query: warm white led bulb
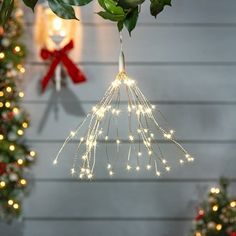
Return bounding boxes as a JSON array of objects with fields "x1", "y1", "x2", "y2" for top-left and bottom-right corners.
[
  {"x1": 53, "y1": 159, "x2": 58, "y2": 165},
  {"x1": 126, "y1": 165, "x2": 131, "y2": 170},
  {"x1": 146, "y1": 165, "x2": 151, "y2": 170}
]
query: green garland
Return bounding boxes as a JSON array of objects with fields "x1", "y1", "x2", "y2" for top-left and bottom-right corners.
[
  {"x1": 0, "y1": 0, "x2": 171, "y2": 34},
  {"x1": 192, "y1": 179, "x2": 236, "y2": 236},
  {"x1": 0, "y1": 4, "x2": 36, "y2": 222}
]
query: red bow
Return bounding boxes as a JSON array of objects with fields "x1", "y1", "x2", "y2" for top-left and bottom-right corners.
[
  {"x1": 40, "y1": 40, "x2": 86, "y2": 92},
  {"x1": 0, "y1": 162, "x2": 7, "y2": 175}
]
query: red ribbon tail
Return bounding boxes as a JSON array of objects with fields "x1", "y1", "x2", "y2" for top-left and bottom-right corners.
[{"x1": 62, "y1": 56, "x2": 87, "y2": 84}]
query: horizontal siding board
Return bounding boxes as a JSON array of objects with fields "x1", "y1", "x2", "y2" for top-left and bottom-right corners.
[
  {"x1": 23, "y1": 182, "x2": 236, "y2": 218},
  {"x1": 24, "y1": 26, "x2": 236, "y2": 63},
  {"x1": 23, "y1": 0, "x2": 236, "y2": 24},
  {"x1": 0, "y1": 222, "x2": 24, "y2": 236},
  {"x1": 30, "y1": 143, "x2": 236, "y2": 180},
  {"x1": 24, "y1": 103, "x2": 236, "y2": 140},
  {"x1": 23, "y1": 65, "x2": 236, "y2": 102},
  {"x1": 24, "y1": 220, "x2": 191, "y2": 236}
]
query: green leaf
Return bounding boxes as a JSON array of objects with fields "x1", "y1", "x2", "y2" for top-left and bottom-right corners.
[
  {"x1": 118, "y1": 0, "x2": 144, "y2": 9},
  {"x1": 0, "y1": 0, "x2": 14, "y2": 26},
  {"x1": 59, "y1": 0, "x2": 93, "y2": 6},
  {"x1": 150, "y1": 0, "x2": 171, "y2": 18},
  {"x1": 48, "y1": 0, "x2": 78, "y2": 20},
  {"x1": 98, "y1": 0, "x2": 107, "y2": 10},
  {"x1": 117, "y1": 20, "x2": 124, "y2": 31},
  {"x1": 97, "y1": 0, "x2": 125, "y2": 23},
  {"x1": 103, "y1": 0, "x2": 124, "y2": 15},
  {"x1": 97, "y1": 11, "x2": 125, "y2": 22},
  {"x1": 22, "y1": 0, "x2": 38, "y2": 11},
  {"x1": 124, "y1": 6, "x2": 138, "y2": 35}
]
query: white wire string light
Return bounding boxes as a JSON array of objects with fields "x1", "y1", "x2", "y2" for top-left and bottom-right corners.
[{"x1": 53, "y1": 34, "x2": 194, "y2": 179}]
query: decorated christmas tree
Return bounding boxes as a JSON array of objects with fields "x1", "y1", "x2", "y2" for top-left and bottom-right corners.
[
  {"x1": 193, "y1": 179, "x2": 236, "y2": 236},
  {"x1": 0, "y1": 3, "x2": 36, "y2": 221}
]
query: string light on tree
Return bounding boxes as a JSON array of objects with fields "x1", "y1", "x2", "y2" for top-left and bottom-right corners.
[
  {"x1": 0, "y1": 3, "x2": 36, "y2": 221},
  {"x1": 192, "y1": 179, "x2": 236, "y2": 235},
  {"x1": 54, "y1": 35, "x2": 194, "y2": 179}
]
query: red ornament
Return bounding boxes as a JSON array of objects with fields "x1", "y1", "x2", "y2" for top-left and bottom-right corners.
[
  {"x1": 40, "y1": 40, "x2": 86, "y2": 92},
  {"x1": 8, "y1": 111, "x2": 14, "y2": 120},
  {"x1": 2, "y1": 111, "x2": 14, "y2": 121},
  {"x1": 229, "y1": 233, "x2": 236, "y2": 236},
  {"x1": 195, "y1": 209, "x2": 205, "y2": 221},
  {"x1": 0, "y1": 26, "x2": 4, "y2": 36},
  {"x1": 0, "y1": 162, "x2": 7, "y2": 175}
]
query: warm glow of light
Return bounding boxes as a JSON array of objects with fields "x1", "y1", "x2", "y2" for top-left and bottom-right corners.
[
  {"x1": 17, "y1": 64, "x2": 25, "y2": 73},
  {"x1": 195, "y1": 232, "x2": 202, "y2": 236},
  {"x1": 54, "y1": 70, "x2": 193, "y2": 179},
  {"x1": 17, "y1": 129, "x2": 24, "y2": 136},
  {"x1": 126, "y1": 165, "x2": 131, "y2": 170},
  {"x1": 0, "y1": 181, "x2": 6, "y2": 188},
  {"x1": 17, "y1": 159, "x2": 24, "y2": 165},
  {"x1": 210, "y1": 187, "x2": 220, "y2": 194},
  {"x1": 5, "y1": 101, "x2": 11, "y2": 108},
  {"x1": 22, "y1": 122, "x2": 28, "y2": 128},
  {"x1": 212, "y1": 205, "x2": 218, "y2": 212},
  {"x1": 129, "y1": 135, "x2": 134, "y2": 141},
  {"x1": 230, "y1": 201, "x2": 236, "y2": 208},
  {"x1": 14, "y1": 46, "x2": 21, "y2": 52},
  {"x1": 6, "y1": 87, "x2": 12, "y2": 93},
  {"x1": 146, "y1": 165, "x2": 151, "y2": 170},
  {"x1": 30, "y1": 151, "x2": 36, "y2": 157},
  {"x1": 13, "y1": 203, "x2": 19, "y2": 209},
  {"x1": 18, "y1": 92, "x2": 24, "y2": 98},
  {"x1": 216, "y1": 224, "x2": 222, "y2": 231},
  {"x1": 87, "y1": 173, "x2": 93, "y2": 179},
  {"x1": 20, "y1": 179, "x2": 27, "y2": 185},
  {"x1": 71, "y1": 168, "x2": 76, "y2": 175},
  {"x1": 0, "y1": 91, "x2": 4, "y2": 96},
  {"x1": 13, "y1": 107, "x2": 19, "y2": 114},
  {"x1": 215, "y1": 188, "x2": 220, "y2": 194},
  {"x1": 52, "y1": 18, "x2": 63, "y2": 31},
  {"x1": 162, "y1": 159, "x2": 167, "y2": 164},
  {"x1": 8, "y1": 200, "x2": 14, "y2": 206},
  {"x1": 9, "y1": 145, "x2": 15, "y2": 151},
  {"x1": 0, "y1": 134, "x2": 4, "y2": 140},
  {"x1": 53, "y1": 159, "x2": 58, "y2": 165},
  {"x1": 165, "y1": 166, "x2": 171, "y2": 171},
  {"x1": 0, "y1": 52, "x2": 5, "y2": 59},
  {"x1": 0, "y1": 102, "x2": 3, "y2": 108}
]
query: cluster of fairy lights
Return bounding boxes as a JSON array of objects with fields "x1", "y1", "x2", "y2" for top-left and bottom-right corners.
[
  {"x1": 195, "y1": 187, "x2": 236, "y2": 236},
  {"x1": 54, "y1": 71, "x2": 194, "y2": 179},
  {"x1": 0, "y1": 43, "x2": 36, "y2": 210},
  {"x1": 0, "y1": 45, "x2": 26, "y2": 73}
]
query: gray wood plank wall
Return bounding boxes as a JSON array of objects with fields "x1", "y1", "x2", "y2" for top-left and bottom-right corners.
[{"x1": 1, "y1": 0, "x2": 236, "y2": 235}]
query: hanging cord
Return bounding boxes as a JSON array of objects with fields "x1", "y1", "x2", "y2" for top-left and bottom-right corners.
[{"x1": 119, "y1": 33, "x2": 125, "y2": 73}]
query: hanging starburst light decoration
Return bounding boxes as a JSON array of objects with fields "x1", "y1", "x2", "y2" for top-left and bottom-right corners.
[{"x1": 53, "y1": 35, "x2": 194, "y2": 179}]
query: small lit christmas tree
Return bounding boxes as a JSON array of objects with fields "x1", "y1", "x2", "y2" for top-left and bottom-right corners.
[
  {"x1": 193, "y1": 178, "x2": 236, "y2": 236},
  {"x1": 0, "y1": 3, "x2": 36, "y2": 221}
]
